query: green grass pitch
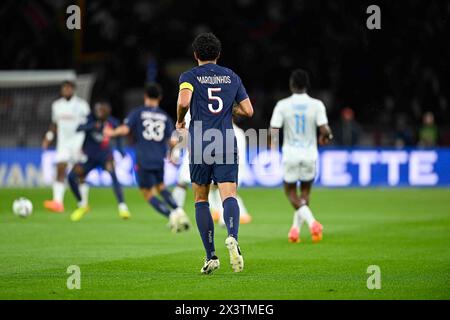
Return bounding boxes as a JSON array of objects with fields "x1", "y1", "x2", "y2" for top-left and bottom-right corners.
[{"x1": 0, "y1": 187, "x2": 449, "y2": 299}]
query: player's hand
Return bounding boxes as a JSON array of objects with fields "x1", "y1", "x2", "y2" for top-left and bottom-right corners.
[
  {"x1": 176, "y1": 121, "x2": 185, "y2": 130},
  {"x1": 103, "y1": 126, "x2": 114, "y2": 138},
  {"x1": 319, "y1": 134, "x2": 333, "y2": 146}
]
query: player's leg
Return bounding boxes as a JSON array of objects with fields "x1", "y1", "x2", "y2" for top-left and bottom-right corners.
[
  {"x1": 137, "y1": 169, "x2": 182, "y2": 232},
  {"x1": 141, "y1": 187, "x2": 171, "y2": 218},
  {"x1": 208, "y1": 184, "x2": 223, "y2": 224},
  {"x1": 190, "y1": 163, "x2": 219, "y2": 274},
  {"x1": 284, "y1": 182, "x2": 304, "y2": 243},
  {"x1": 283, "y1": 160, "x2": 306, "y2": 243},
  {"x1": 141, "y1": 186, "x2": 178, "y2": 231},
  {"x1": 215, "y1": 160, "x2": 244, "y2": 273},
  {"x1": 193, "y1": 182, "x2": 219, "y2": 274},
  {"x1": 217, "y1": 182, "x2": 239, "y2": 239},
  {"x1": 155, "y1": 167, "x2": 190, "y2": 231},
  {"x1": 44, "y1": 161, "x2": 67, "y2": 213},
  {"x1": 237, "y1": 195, "x2": 252, "y2": 224},
  {"x1": 298, "y1": 180, "x2": 323, "y2": 242},
  {"x1": 104, "y1": 160, "x2": 130, "y2": 219},
  {"x1": 68, "y1": 163, "x2": 92, "y2": 222},
  {"x1": 172, "y1": 183, "x2": 188, "y2": 208},
  {"x1": 297, "y1": 160, "x2": 322, "y2": 242},
  {"x1": 79, "y1": 176, "x2": 89, "y2": 209},
  {"x1": 157, "y1": 181, "x2": 191, "y2": 231},
  {"x1": 141, "y1": 187, "x2": 167, "y2": 217},
  {"x1": 68, "y1": 164, "x2": 83, "y2": 204},
  {"x1": 157, "y1": 183, "x2": 178, "y2": 210},
  {"x1": 210, "y1": 186, "x2": 250, "y2": 226},
  {"x1": 172, "y1": 153, "x2": 191, "y2": 208}
]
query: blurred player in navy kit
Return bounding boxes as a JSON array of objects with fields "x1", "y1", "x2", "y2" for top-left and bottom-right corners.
[
  {"x1": 104, "y1": 83, "x2": 191, "y2": 232},
  {"x1": 68, "y1": 102, "x2": 131, "y2": 221},
  {"x1": 176, "y1": 33, "x2": 254, "y2": 274}
]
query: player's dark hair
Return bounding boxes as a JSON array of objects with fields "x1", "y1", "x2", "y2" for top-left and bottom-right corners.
[
  {"x1": 144, "y1": 82, "x2": 163, "y2": 99},
  {"x1": 61, "y1": 80, "x2": 76, "y2": 88},
  {"x1": 289, "y1": 69, "x2": 310, "y2": 92},
  {"x1": 192, "y1": 33, "x2": 221, "y2": 62},
  {"x1": 95, "y1": 100, "x2": 111, "y2": 109}
]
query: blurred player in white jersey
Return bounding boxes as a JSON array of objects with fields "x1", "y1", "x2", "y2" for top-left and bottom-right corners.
[
  {"x1": 209, "y1": 119, "x2": 252, "y2": 225},
  {"x1": 269, "y1": 69, "x2": 333, "y2": 243},
  {"x1": 42, "y1": 81, "x2": 90, "y2": 213},
  {"x1": 171, "y1": 112, "x2": 192, "y2": 207},
  {"x1": 171, "y1": 116, "x2": 252, "y2": 225}
]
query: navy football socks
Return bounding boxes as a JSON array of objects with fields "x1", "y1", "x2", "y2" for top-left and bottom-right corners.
[
  {"x1": 160, "y1": 189, "x2": 178, "y2": 210},
  {"x1": 195, "y1": 201, "x2": 216, "y2": 260},
  {"x1": 149, "y1": 197, "x2": 171, "y2": 217},
  {"x1": 110, "y1": 170, "x2": 125, "y2": 204},
  {"x1": 68, "y1": 170, "x2": 82, "y2": 202},
  {"x1": 223, "y1": 197, "x2": 240, "y2": 241}
]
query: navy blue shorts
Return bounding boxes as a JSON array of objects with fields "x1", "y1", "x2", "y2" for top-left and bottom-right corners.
[
  {"x1": 135, "y1": 167, "x2": 164, "y2": 189},
  {"x1": 80, "y1": 154, "x2": 112, "y2": 174},
  {"x1": 190, "y1": 155, "x2": 238, "y2": 185}
]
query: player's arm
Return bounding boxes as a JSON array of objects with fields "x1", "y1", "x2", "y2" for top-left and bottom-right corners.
[
  {"x1": 104, "y1": 124, "x2": 130, "y2": 138},
  {"x1": 316, "y1": 102, "x2": 333, "y2": 145},
  {"x1": 268, "y1": 102, "x2": 283, "y2": 150},
  {"x1": 318, "y1": 124, "x2": 333, "y2": 145},
  {"x1": 42, "y1": 101, "x2": 58, "y2": 149},
  {"x1": 111, "y1": 120, "x2": 126, "y2": 157},
  {"x1": 268, "y1": 126, "x2": 281, "y2": 150},
  {"x1": 176, "y1": 88, "x2": 192, "y2": 129},
  {"x1": 233, "y1": 98, "x2": 254, "y2": 118},
  {"x1": 233, "y1": 76, "x2": 253, "y2": 118},
  {"x1": 42, "y1": 123, "x2": 56, "y2": 149},
  {"x1": 77, "y1": 116, "x2": 100, "y2": 132}
]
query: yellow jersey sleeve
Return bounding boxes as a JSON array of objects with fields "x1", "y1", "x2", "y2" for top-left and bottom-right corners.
[{"x1": 179, "y1": 82, "x2": 194, "y2": 92}]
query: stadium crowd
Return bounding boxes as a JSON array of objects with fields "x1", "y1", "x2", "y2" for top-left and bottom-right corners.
[{"x1": 1, "y1": 0, "x2": 449, "y2": 146}]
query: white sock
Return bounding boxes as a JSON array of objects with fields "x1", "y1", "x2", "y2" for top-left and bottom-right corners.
[
  {"x1": 298, "y1": 205, "x2": 316, "y2": 227},
  {"x1": 118, "y1": 202, "x2": 128, "y2": 211},
  {"x1": 172, "y1": 186, "x2": 187, "y2": 208},
  {"x1": 237, "y1": 195, "x2": 249, "y2": 216},
  {"x1": 208, "y1": 188, "x2": 222, "y2": 212},
  {"x1": 79, "y1": 183, "x2": 89, "y2": 207},
  {"x1": 53, "y1": 181, "x2": 65, "y2": 204},
  {"x1": 292, "y1": 211, "x2": 299, "y2": 229},
  {"x1": 219, "y1": 211, "x2": 225, "y2": 227},
  {"x1": 292, "y1": 209, "x2": 306, "y2": 229}
]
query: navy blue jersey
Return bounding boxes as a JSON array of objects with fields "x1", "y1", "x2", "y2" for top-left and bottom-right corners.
[
  {"x1": 179, "y1": 63, "x2": 248, "y2": 162},
  {"x1": 77, "y1": 114, "x2": 122, "y2": 160},
  {"x1": 124, "y1": 106, "x2": 174, "y2": 170}
]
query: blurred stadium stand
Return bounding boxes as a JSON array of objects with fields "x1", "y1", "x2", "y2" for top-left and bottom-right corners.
[{"x1": 0, "y1": 0, "x2": 449, "y2": 146}]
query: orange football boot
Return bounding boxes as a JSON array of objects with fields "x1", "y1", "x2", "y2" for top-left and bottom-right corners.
[
  {"x1": 288, "y1": 227, "x2": 300, "y2": 243},
  {"x1": 310, "y1": 221, "x2": 323, "y2": 243},
  {"x1": 240, "y1": 213, "x2": 252, "y2": 224},
  {"x1": 43, "y1": 200, "x2": 64, "y2": 213}
]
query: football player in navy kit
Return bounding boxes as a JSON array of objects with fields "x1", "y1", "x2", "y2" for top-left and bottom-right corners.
[{"x1": 176, "y1": 33, "x2": 254, "y2": 274}]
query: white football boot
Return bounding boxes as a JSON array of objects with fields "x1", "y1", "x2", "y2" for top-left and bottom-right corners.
[
  {"x1": 225, "y1": 236, "x2": 244, "y2": 273},
  {"x1": 200, "y1": 256, "x2": 220, "y2": 275}
]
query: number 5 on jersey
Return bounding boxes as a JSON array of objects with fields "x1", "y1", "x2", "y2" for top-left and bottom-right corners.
[{"x1": 208, "y1": 88, "x2": 223, "y2": 113}]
